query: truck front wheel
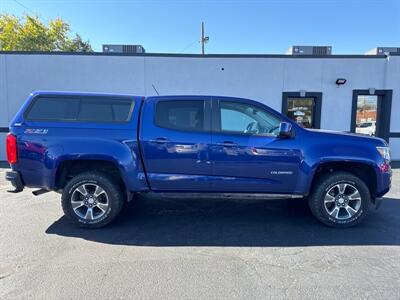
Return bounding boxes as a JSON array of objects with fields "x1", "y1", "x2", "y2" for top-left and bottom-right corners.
[
  {"x1": 308, "y1": 171, "x2": 371, "y2": 228},
  {"x1": 61, "y1": 171, "x2": 124, "y2": 228}
]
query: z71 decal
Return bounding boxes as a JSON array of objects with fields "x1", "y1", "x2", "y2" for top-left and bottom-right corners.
[{"x1": 24, "y1": 129, "x2": 49, "y2": 135}]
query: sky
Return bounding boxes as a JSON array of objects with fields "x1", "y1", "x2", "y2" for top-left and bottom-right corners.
[{"x1": 1, "y1": 0, "x2": 399, "y2": 54}]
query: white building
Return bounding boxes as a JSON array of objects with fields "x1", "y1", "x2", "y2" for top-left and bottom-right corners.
[{"x1": 0, "y1": 51, "x2": 399, "y2": 165}]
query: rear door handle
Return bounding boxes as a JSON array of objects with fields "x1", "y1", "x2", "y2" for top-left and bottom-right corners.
[
  {"x1": 149, "y1": 137, "x2": 169, "y2": 144},
  {"x1": 216, "y1": 141, "x2": 238, "y2": 147}
]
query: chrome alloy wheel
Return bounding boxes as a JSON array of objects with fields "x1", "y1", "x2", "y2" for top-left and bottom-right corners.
[
  {"x1": 71, "y1": 183, "x2": 109, "y2": 221},
  {"x1": 324, "y1": 183, "x2": 362, "y2": 220}
]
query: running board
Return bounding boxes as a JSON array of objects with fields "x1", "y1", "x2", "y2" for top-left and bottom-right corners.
[{"x1": 145, "y1": 192, "x2": 304, "y2": 200}]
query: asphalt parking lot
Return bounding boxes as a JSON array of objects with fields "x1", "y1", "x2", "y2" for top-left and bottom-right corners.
[{"x1": 1, "y1": 168, "x2": 399, "y2": 299}]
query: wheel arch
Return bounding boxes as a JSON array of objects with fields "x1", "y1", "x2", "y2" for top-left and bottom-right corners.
[
  {"x1": 308, "y1": 160, "x2": 378, "y2": 200},
  {"x1": 54, "y1": 158, "x2": 128, "y2": 193}
]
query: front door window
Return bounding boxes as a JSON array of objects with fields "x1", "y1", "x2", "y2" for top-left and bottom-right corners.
[{"x1": 219, "y1": 101, "x2": 281, "y2": 136}]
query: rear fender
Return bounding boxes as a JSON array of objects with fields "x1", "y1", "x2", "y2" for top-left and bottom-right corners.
[{"x1": 51, "y1": 138, "x2": 147, "y2": 192}]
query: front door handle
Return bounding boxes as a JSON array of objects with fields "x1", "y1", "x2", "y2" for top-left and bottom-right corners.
[
  {"x1": 216, "y1": 141, "x2": 238, "y2": 147},
  {"x1": 149, "y1": 137, "x2": 169, "y2": 144}
]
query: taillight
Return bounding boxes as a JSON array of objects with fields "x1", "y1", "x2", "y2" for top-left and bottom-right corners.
[{"x1": 6, "y1": 133, "x2": 17, "y2": 164}]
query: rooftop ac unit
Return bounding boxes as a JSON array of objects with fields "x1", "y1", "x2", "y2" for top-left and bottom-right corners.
[
  {"x1": 365, "y1": 47, "x2": 400, "y2": 55},
  {"x1": 102, "y1": 44, "x2": 146, "y2": 54},
  {"x1": 286, "y1": 46, "x2": 332, "y2": 56}
]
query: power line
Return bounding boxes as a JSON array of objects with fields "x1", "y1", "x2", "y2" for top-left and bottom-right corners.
[
  {"x1": 180, "y1": 40, "x2": 198, "y2": 53},
  {"x1": 11, "y1": 0, "x2": 78, "y2": 34},
  {"x1": 12, "y1": 0, "x2": 36, "y2": 14}
]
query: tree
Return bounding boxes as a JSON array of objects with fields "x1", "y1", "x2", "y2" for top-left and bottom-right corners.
[{"x1": 0, "y1": 14, "x2": 92, "y2": 52}]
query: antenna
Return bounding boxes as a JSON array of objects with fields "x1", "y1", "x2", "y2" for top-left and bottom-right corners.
[{"x1": 152, "y1": 84, "x2": 160, "y2": 96}]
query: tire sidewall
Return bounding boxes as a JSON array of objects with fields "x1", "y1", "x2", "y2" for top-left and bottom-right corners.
[
  {"x1": 319, "y1": 177, "x2": 369, "y2": 226},
  {"x1": 62, "y1": 174, "x2": 122, "y2": 227}
]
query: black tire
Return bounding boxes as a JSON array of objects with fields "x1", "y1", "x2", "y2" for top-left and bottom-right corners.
[
  {"x1": 61, "y1": 171, "x2": 125, "y2": 228},
  {"x1": 308, "y1": 171, "x2": 371, "y2": 228}
]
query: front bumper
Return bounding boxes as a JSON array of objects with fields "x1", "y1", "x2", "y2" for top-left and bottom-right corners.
[
  {"x1": 374, "y1": 197, "x2": 383, "y2": 210},
  {"x1": 5, "y1": 171, "x2": 24, "y2": 193}
]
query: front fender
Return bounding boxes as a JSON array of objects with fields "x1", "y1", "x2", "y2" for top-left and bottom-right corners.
[{"x1": 295, "y1": 130, "x2": 384, "y2": 196}]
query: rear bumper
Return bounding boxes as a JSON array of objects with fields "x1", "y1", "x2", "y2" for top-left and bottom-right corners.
[{"x1": 5, "y1": 171, "x2": 24, "y2": 193}]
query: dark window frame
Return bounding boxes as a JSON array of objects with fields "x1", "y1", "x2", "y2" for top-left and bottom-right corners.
[
  {"x1": 351, "y1": 89, "x2": 392, "y2": 142},
  {"x1": 153, "y1": 99, "x2": 210, "y2": 133},
  {"x1": 24, "y1": 95, "x2": 135, "y2": 124},
  {"x1": 282, "y1": 92, "x2": 322, "y2": 129}
]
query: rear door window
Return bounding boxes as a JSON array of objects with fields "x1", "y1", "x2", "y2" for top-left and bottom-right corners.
[
  {"x1": 26, "y1": 96, "x2": 134, "y2": 123},
  {"x1": 155, "y1": 100, "x2": 205, "y2": 131}
]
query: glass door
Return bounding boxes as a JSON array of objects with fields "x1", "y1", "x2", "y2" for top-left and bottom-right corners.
[
  {"x1": 286, "y1": 97, "x2": 315, "y2": 128},
  {"x1": 354, "y1": 95, "x2": 377, "y2": 136},
  {"x1": 282, "y1": 92, "x2": 322, "y2": 129},
  {"x1": 351, "y1": 90, "x2": 392, "y2": 141}
]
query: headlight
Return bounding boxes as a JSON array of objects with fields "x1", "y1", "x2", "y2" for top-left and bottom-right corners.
[{"x1": 376, "y1": 146, "x2": 391, "y2": 161}]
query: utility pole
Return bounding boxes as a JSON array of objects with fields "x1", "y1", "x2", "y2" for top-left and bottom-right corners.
[{"x1": 201, "y1": 22, "x2": 209, "y2": 55}]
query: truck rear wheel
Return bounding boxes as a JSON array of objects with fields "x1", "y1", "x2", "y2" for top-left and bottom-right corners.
[
  {"x1": 61, "y1": 171, "x2": 124, "y2": 228},
  {"x1": 308, "y1": 171, "x2": 371, "y2": 228}
]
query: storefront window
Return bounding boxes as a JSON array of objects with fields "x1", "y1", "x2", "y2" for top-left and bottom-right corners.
[
  {"x1": 286, "y1": 98, "x2": 314, "y2": 128},
  {"x1": 355, "y1": 95, "x2": 377, "y2": 136}
]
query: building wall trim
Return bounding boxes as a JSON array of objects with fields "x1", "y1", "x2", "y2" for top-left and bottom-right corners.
[{"x1": 0, "y1": 51, "x2": 391, "y2": 59}]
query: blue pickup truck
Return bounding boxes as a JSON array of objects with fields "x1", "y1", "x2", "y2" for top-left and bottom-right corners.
[{"x1": 6, "y1": 91, "x2": 392, "y2": 228}]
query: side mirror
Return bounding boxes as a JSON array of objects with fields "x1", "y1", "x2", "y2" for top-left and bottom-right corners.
[{"x1": 278, "y1": 122, "x2": 292, "y2": 138}]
